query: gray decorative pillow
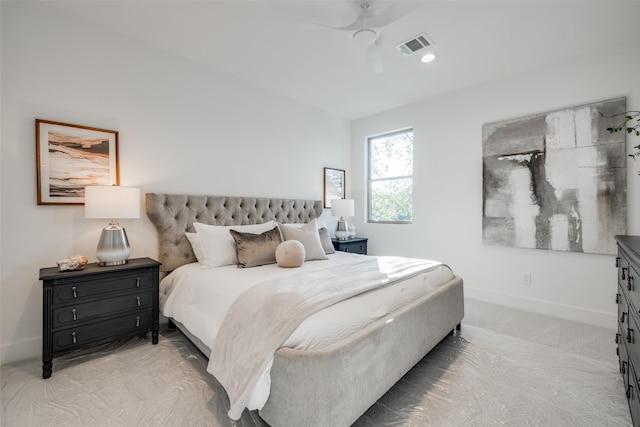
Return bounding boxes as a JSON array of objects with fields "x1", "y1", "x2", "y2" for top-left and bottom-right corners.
[
  {"x1": 229, "y1": 226, "x2": 282, "y2": 268},
  {"x1": 278, "y1": 219, "x2": 328, "y2": 261},
  {"x1": 318, "y1": 227, "x2": 335, "y2": 254}
]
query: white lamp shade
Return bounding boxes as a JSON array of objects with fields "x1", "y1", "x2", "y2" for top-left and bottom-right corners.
[
  {"x1": 331, "y1": 199, "x2": 354, "y2": 217},
  {"x1": 85, "y1": 186, "x2": 140, "y2": 219}
]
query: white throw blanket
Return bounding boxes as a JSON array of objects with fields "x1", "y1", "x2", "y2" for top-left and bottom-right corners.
[{"x1": 207, "y1": 256, "x2": 443, "y2": 419}]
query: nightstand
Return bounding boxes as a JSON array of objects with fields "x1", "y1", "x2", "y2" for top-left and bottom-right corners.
[
  {"x1": 332, "y1": 237, "x2": 368, "y2": 255},
  {"x1": 39, "y1": 257, "x2": 161, "y2": 379}
]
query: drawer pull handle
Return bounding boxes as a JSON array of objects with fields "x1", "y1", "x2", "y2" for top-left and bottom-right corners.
[
  {"x1": 71, "y1": 331, "x2": 77, "y2": 344},
  {"x1": 72, "y1": 286, "x2": 77, "y2": 298},
  {"x1": 136, "y1": 277, "x2": 140, "y2": 288},
  {"x1": 628, "y1": 384, "x2": 633, "y2": 400},
  {"x1": 622, "y1": 268, "x2": 628, "y2": 281},
  {"x1": 136, "y1": 297, "x2": 141, "y2": 307},
  {"x1": 629, "y1": 275, "x2": 634, "y2": 292},
  {"x1": 72, "y1": 309, "x2": 77, "y2": 321},
  {"x1": 628, "y1": 328, "x2": 633, "y2": 344},
  {"x1": 621, "y1": 360, "x2": 627, "y2": 374},
  {"x1": 616, "y1": 333, "x2": 621, "y2": 344},
  {"x1": 616, "y1": 293, "x2": 621, "y2": 304},
  {"x1": 617, "y1": 257, "x2": 621, "y2": 267},
  {"x1": 136, "y1": 316, "x2": 140, "y2": 327},
  {"x1": 621, "y1": 312, "x2": 627, "y2": 324}
]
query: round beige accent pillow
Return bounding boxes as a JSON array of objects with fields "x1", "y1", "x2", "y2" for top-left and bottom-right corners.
[{"x1": 276, "y1": 240, "x2": 306, "y2": 268}]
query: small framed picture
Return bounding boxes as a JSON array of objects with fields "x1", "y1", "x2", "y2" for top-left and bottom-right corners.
[
  {"x1": 324, "y1": 167, "x2": 345, "y2": 208},
  {"x1": 36, "y1": 119, "x2": 119, "y2": 205}
]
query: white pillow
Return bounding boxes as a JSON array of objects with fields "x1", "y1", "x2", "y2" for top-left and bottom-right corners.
[
  {"x1": 278, "y1": 218, "x2": 328, "y2": 261},
  {"x1": 193, "y1": 221, "x2": 276, "y2": 268},
  {"x1": 185, "y1": 232, "x2": 205, "y2": 262},
  {"x1": 280, "y1": 219, "x2": 326, "y2": 229}
]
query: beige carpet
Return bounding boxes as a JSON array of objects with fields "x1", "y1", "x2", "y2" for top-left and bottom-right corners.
[{"x1": 1, "y1": 299, "x2": 631, "y2": 426}]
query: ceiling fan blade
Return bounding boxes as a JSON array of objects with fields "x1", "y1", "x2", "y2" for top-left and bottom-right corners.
[
  {"x1": 365, "y1": 44, "x2": 383, "y2": 74},
  {"x1": 271, "y1": 1, "x2": 361, "y2": 30},
  {"x1": 359, "y1": 1, "x2": 425, "y2": 28},
  {"x1": 274, "y1": 1, "x2": 423, "y2": 32}
]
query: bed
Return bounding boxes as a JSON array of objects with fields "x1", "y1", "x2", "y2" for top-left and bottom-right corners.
[{"x1": 146, "y1": 193, "x2": 464, "y2": 427}]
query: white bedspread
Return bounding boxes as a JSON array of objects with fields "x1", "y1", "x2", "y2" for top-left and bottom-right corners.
[{"x1": 160, "y1": 252, "x2": 454, "y2": 415}]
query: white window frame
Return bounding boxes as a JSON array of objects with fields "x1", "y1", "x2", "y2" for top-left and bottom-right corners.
[{"x1": 367, "y1": 128, "x2": 413, "y2": 224}]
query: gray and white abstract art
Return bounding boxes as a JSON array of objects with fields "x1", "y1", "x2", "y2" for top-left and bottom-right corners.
[{"x1": 482, "y1": 97, "x2": 627, "y2": 255}]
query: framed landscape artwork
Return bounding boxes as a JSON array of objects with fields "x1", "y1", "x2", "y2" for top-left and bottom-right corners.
[
  {"x1": 324, "y1": 167, "x2": 345, "y2": 208},
  {"x1": 36, "y1": 119, "x2": 119, "y2": 205},
  {"x1": 482, "y1": 97, "x2": 627, "y2": 255}
]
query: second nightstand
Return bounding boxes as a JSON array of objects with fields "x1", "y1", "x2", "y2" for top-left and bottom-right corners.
[
  {"x1": 39, "y1": 257, "x2": 161, "y2": 379},
  {"x1": 332, "y1": 237, "x2": 368, "y2": 255}
]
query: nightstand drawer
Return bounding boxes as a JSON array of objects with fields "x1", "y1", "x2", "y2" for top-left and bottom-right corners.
[
  {"x1": 52, "y1": 310, "x2": 152, "y2": 351},
  {"x1": 53, "y1": 272, "x2": 153, "y2": 304},
  {"x1": 340, "y1": 242, "x2": 367, "y2": 254},
  {"x1": 52, "y1": 291, "x2": 153, "y2": 328},
  {"x1": 332, "y1": 238, "x2": 368, "y2": 255}
]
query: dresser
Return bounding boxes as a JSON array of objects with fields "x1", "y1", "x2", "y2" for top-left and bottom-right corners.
[
  {"x1": 332, "y1": 237, "x2": 368, "y2": 255},
  {"x1": 615, "y1": 235, "x2": 640, "y2": 425},
  {"x1": 39, "y1": 257, "x2": 161, "y2": 379}
]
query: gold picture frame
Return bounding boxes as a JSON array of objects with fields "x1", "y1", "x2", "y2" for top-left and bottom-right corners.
[{"x1": 36, "y1": 119, "x2": 119, "y2": 205}]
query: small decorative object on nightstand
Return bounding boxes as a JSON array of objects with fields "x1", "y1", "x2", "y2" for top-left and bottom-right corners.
[
  {"x1": 39, "y1": 257, "x2": 160, "y2": 379},
  {"x1": 332, "y1": 237, "x2": 368, "y2": 255}
]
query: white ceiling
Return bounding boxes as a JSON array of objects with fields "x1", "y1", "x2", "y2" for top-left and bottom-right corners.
[{"x1": 48, "y1": 1, "x2": 640, "y2": 120}]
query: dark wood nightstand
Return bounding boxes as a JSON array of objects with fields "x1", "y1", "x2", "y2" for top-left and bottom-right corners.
[
  {"x1": 332, "y1": 237, "x2": 368, "y2": 255},
  {"x1": 39, "y1": 257, "x2": 161, "y2": 379}
]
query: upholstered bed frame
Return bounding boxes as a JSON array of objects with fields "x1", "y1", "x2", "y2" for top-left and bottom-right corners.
[{"x1": 146, "y1": 193, "x2": 464, "y2": 427}]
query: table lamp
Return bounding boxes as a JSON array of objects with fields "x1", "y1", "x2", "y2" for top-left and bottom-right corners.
[
  {"x1": 85, "y1": 185, "x2": 140, "y2": 266},
  {"x1": 331, "y1": 199, "x2": 354, "y2": 240}
]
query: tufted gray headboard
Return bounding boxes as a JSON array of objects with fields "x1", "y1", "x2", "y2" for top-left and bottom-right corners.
[{"x1": 145, "y1": 193, "x2": 323, "y2": 272}]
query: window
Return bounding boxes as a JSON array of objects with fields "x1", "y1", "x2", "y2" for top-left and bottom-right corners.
[{"x1": 368, "y1": 129, "x2": 413, "y2": 223}]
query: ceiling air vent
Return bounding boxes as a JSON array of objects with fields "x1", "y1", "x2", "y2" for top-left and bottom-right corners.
[{"x1": 395, "y1": 33, "x2": 433, "y2": 57}]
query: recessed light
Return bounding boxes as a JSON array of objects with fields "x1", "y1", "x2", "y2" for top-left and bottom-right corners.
[{"x1": 421, "y1": 53, "x2": 436, "y2": 63}]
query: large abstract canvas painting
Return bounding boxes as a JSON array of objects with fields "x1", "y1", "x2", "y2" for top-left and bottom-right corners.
[{"x1": 482, "y1": 97, "x2": 627, "y2": 255}]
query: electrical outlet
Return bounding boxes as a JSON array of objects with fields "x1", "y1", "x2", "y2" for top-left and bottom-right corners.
[{"x1": 522, "y1": 272, "x2": 532, "y2": 286}]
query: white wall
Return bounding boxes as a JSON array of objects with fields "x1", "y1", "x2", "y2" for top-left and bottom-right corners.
[
  {"x1": 0, "y1": 2, "x2": 350, "y2": 364},
  {"x1": 352, "y1": 40, "x2": 640, "y2": 328}
]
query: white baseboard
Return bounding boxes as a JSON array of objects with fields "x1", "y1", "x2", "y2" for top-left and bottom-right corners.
[
  {"x1": 0, "y1": 336, "x2": 40, "y2": 367},
  {"x1": 0, "y1": 292, "x2": 617, "y2": 366},
  {"x1": 464, "y1": 286, "x2": 616, "y2": 329}
]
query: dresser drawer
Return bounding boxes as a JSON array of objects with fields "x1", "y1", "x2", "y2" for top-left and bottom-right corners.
[
  {"x1": 627, "y1": 264, "x2": 640, "y2": 319},
  {"x1": 625, "y1": 304, "x2": 640, "y2": 376},
  {"x1": 619, "y1": 252, "x2": 631, "y2": 289},
  {"x1": 630, "y1": 362, "x2": 640, "y2": 426},
  {"x1": 53, "y1": 272, "x2": 153, "y2": 304},
  {"x1": 619, "y1": 323, "x2": 630, "y2": 381},
  {"x1": 52, "y1": 291, "x2": 152, "y2": 328},
  {"x1": 52, "y1": 310, "x2": 152, "y2": 352}
]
